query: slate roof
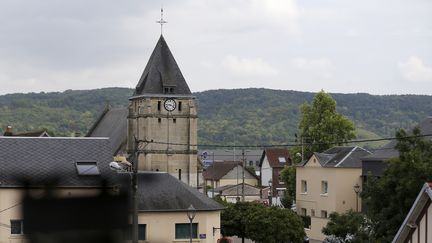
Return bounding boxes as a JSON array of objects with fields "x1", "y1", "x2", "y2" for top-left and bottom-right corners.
[
  {"x1": 202, "y1": 161, "x2": 242, "y2": 180},
  {"x1": 133, "y1": 35, "x2": 192, "y2": 96},
  {"x1": 299, "y1": 146, "x2": 372, "y2": 168},
  {"x1": 86, "y1": 106, "x2": 128, "y2": 155},
  {"x1": 259, "y1": 148, "x2": 291, "y2": 167},
  {"x1": 136, "y1": 172, "x2": 223, "y2": 212},
  {"x1": 362, "y1": 116, "x2": 432, "y2": 162},
  {"x1": 0, "y1": 137, "x2": 120, "y2": 187}
]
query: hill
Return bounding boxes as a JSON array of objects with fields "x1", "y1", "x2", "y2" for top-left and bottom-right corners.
[{"x1": 1, "y1": 88, "x2": 431, "y2": 148}]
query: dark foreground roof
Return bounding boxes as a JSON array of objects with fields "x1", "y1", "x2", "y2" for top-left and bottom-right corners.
[
  {"x1": 137, "y1": 172, "x2": 223, "y2": 212},
  {"x1": 0, "y1": 137, "x2": 119, "y2": 187},
  {"x1": 300, "y1": 146, "x2": 371, "y2": 168},
  {"x1": 86, "y1": 107, "x2": 128, "y2": 155},
  {"x1": 133, "y1": 35, "x2": 192, "y2": 96}
]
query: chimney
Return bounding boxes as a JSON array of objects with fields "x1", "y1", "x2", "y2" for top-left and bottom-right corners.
[{"x1": 3, "y1": 125, "x2": 13, "y2": 136}]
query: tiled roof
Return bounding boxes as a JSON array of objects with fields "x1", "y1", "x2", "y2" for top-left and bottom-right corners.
[
  {"x1": 86, "y1": 107, "x2": 128, "y2": 155},
  {"x1": 0, "y1": 137, "x2": 119, "y2": 187},
  {"x1": 202, "y1": 161, "x2": 241, "y2": 180},
  {"x1": 133, "y1": 35, "x2": 192, "y2": 96},
  {"x1": 260, "y1": 148, "x2": 291, "y2": 168},
  {"x1": 300, "y1": 146, "x2": 371, "y2": 168},
  {"x1": 137, "y1": 172, "x2": 223, "y2": 212}
]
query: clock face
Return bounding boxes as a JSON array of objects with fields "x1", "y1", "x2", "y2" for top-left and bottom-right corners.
[{"x1": 164, "y1": 99, "x2": 176, "y2": 111}]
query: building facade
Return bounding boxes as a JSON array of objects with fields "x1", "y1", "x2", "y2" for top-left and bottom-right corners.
[
  {"x1": 127, "y1": 35, "x2": 198, "y2": 187},
  {"x1": 296, "y1": 146, "x2": 371, "y2": 241}
]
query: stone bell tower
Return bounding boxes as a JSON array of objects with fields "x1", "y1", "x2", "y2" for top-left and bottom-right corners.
[{"x1": 127, "y1": 35, "x2": 198, "y2": 187}]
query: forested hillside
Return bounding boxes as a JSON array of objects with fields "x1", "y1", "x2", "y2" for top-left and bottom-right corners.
[{"x1": 1, "y1": 88, "x2": 431, "y2": 147}]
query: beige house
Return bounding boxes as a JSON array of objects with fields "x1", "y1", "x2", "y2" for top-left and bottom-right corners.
[
  {"x1": 0, "y1": 137, "x2": 222, "y2": 243},
  {"x1": 203, "y1": 161, "x2": 259, "y2": 191},
  {"x1": 296, "y1": 146, "x2": 371, "y2": 241},
  {"x1": 393, "y1": 182, "x2": 432, "y2": 243}
]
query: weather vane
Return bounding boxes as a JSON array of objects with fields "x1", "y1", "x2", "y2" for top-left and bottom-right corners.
[{"x1": 156, "y1": 7, "x2": 167, "y2": 35}]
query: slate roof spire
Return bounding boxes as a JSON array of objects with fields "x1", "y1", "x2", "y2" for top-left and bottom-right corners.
[{"x1": 134, "y1": 35, "x2": 192, "y2": 96}]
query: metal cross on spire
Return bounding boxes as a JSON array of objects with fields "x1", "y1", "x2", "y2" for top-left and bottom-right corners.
[{"x1": 156, "y1": 7, "x2": 167, "y2": 35}]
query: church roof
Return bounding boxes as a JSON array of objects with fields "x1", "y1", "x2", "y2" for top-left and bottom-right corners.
[
  {"x1": 134, "y1": 35, "x2": 192, "y2": 96},
  {"x1": 86, "y1": 106, "x2": 128, "y2": 155}
]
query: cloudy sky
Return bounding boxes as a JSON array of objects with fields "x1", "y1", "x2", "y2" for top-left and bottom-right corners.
[{"x1": 0, "y1": 0, "x2": 431, "y2": 95}]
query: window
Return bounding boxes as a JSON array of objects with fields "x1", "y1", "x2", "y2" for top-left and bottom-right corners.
[
  {"x1": 75, "y1": 161, "x2": 100, "y2": 175},
  {"x1": 175, "y1": 223, "x2": 198, "y2": 239},
  {"x1": 321, "y1": 181, "x2": 328, "y2": 194},
  {"x1": 157, "y1": 101, "x2": 161, "y2": 111},
  {"x1": 249, "y1": 160, "x2": 253, "y2": 166},
  {"x1": 158, "y1": 118, "x2": 161, "y2": 123},
  {"x1": 311, "y1": 209, "x2": 315, "y2": 217},
  {"x1": 170, "y1": 87, "x2": 174, "y2": 93},
  {"x1": 125, "y1": 224, "x2": 146, "y2": 240},
  {"x1": 279, "y1": 173, "x2": 284, "y2": 184},
  {"x1": 178, "y1": 169, "x2": 182, "y2": 181},
  {"x1": 301, "y1": 180, "x2": 307, "y2": 193},
  {"x1": 301, "y1": 208, "x2": 307, "y2": 216},
  {"x1": 10, "y1": 220, "x2": 24, "y2": 235},
  {"x1": 164, "y1": 87, "x2": 169, "y2": 93},
  {"x1": 178, "y1": 101, "x2": 182, "y2": 111},
  {"x1": 321, "y1": 210, "x2": 328, "y2": 218},
  {"x1": 278, "y1": 157, "x2": 286, "y2": 163},
  {"x1": 173, "y1": 118, "x2": 176, "y2": 123}
]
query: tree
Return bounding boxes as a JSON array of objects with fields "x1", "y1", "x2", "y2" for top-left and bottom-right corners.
[
  {"x1": 322, "y1": 210, "x2": 373, "y2": 243},
  {"x1": 280, "y1": 166, "x2": 296, "y2": 209},
  {"x1": 247, "y1": 207, "x2": 306, "y2": 243},
  {"x1": 362, "y1": 127, "x2": 432, "y2": 242},
  {"x1": 221, "y1": 202, "x2": 305, "y2": 243},
  {"x1": 299, "y1": 90, "x2": 356, "y2": 159}
]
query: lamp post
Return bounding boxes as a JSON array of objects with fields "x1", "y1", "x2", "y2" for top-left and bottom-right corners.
[
  {"x1": 268, "y1": 179, "x2": 272, "y2": 206},
  {"x1": 353, "y1": 184, "x2": 360, "y2": 212},
  {"x1": 187, "y1": 204, "x2": 196, "y2": 243}
]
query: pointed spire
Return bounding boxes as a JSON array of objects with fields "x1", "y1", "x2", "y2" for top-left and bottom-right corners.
[{"x1": 134, "y1": 36, "x2": 192, "y2": 96}]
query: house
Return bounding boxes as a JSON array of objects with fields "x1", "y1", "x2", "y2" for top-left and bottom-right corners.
[
  {"x1": 392, "y1": 182, "x2": 432, "y2": 243},
  {"x1": 259, "y1": 148, "x2": 291, "y2": 205},
  {"x1": 2, "y1": 125, "x2": 50, "y2": 137},
  {"x1": 0, "y1": 136, "x2": 222, "y2": 243},
  {"x1": 198, "y1": 149, "x2": 263, "y2": 175},
  {"x1": 362, "y1": 117, "x2": 432, "y2": 181},
  {"x1": 203, "y1": 161, "x2": 259, "y2": 194},
  {"x1": 296, "y1": 146, "x2": 372, "y2": 241},
  {"x1": 211, "y1": 183, "x2": 261, "y2": 203}
]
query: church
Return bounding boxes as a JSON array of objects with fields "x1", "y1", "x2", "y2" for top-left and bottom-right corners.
[{"x1": 87, "y1": 34, "x2": 199, "y2": 187}]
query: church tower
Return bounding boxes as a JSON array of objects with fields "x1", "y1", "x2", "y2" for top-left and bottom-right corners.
[{"x1": 127, "y1": 35, "x2": 198, "y2": 187}]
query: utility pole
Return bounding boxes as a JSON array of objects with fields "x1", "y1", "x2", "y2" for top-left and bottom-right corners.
[{"x1": 242, "y1": 149, "x2": 245, "y2": 202}]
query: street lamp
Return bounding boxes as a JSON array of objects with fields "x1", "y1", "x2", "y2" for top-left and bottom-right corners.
[
  {"x1": 268, "y1": 180, "x2": 273, "y2": 206},
  {"x1": 353, "y1": 184, "x2": 361, "y2": 212},
  {"x1": 187, "y1": 204, "x2": 196, "y2": 243}
]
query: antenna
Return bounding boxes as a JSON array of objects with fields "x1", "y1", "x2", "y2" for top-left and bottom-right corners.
[{"x1": 156, "y1": 7, "x2": 167, "y2": 35}]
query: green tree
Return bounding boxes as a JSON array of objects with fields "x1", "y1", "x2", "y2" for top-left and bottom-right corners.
[
  {"x1": 322, "y1": 210, "x2": 373, "y2": 243},
  {"x1": 362, "y1": 127, "x2": 432, "y2": 242},
  {"x1": 280, "y1": 166, "x2": 296, "y2": 209},
  {"x1": 299, "y1": 90, "x2": 356, "y2": 159},
  {"x1": 221, "y1": 202, "x2": 305, "y2": 243},
  {"x1": 247, "y1": 207, "x2": 305, "y2": 243}
]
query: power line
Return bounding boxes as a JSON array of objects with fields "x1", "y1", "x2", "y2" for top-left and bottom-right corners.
[
  {"x1": 0, "y1": 202, "x2": 22, "y2": 215},
  {"x1": 137, "y1": 133, "x2": 432, "y2": 149}
]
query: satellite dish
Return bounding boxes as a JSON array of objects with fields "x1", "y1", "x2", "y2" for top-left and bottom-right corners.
[{"x1": 109, "y1": 161, "x2": 122, "y2": 171}]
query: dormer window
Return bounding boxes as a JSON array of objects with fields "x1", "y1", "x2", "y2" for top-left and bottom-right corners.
[
  {"x1": 164, "y1": 87, "x2": 169, "y2": 93},
  {"x1": 278, "y1": 157, "x2": 286, "y2": 163},
  {"x1": 163, "y1": 86, "x2": 175, "y2": 94},
  {"x1": 75, "y1": 161, "x2": 100, "y2": 175}
]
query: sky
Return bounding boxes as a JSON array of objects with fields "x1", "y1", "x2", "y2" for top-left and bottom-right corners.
[{"x1": 0, "y1": 0, "x2": 431, "y2": 95}]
